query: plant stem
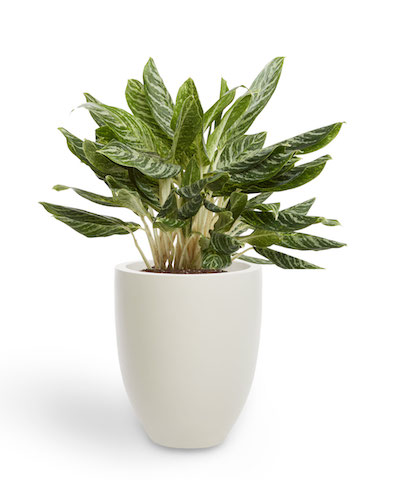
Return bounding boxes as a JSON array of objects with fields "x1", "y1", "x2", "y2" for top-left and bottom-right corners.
[
  {"x1": 232, "y1": 247, "x2": 253, "y2": 262},
  {"x1": 130, "y1": 233, "x2": 151, "y2": 269}
]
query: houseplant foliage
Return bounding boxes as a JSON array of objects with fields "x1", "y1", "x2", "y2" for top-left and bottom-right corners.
[{"x1": 41, "y1": 57, "x2": 345, "y2": 270}]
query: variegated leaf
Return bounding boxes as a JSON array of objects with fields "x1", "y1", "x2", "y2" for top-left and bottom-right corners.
[
  {"x1": 238, "y1": 155, "x2": 331, "y2": 193},
  {"x1": 202, "y1": 249, "x2": 232, "y2": 269},
  {"x1": 143, "y1": 58, "x2": 174, "y2": 137},
  {"x1": 241, "y1": 210, "x2": 338, "y2": 232},
  {"x1": 157, "y1": 190, "x2": 178, "y2": 218},
  {"x1": 171, "y1": 95, "x2": 203, "y2": 158},
  {"x1": 58, "y1": 128, "x2": 89, "y2": 165},
  {"x1": 203, "y1": 199, "x2": 226, "y2": 213},
  {"x1": 239, "y1": 230, "x2": 281, "y2": 248},
  {"x1": 53, "y1": 185, "x2": 116, "y2": 207},
  {"x1": 178, "y1": 172, "x2": 229, "y2": 198},
  {"x1": 83, "y1": 140, "x2": 131, "y2": 181},
  {"x1": 210, "y1": 231, "x2": 241, "y2": 254},
  {"x1": 181, "y1": 157, "x2": 201, "y2": 187},
  {"x1": 226, "y1": 57, "x2": 284, "y2": 139},
  {"x1": 203, "y1": 87, "x2": 239, "y2": 131},
  {"x1": 281, "y1": 198, "x2": 315, "y2": 215},
  {"x1": 218, "y1": 132, "x2": 267, "y2": 172},
  {"x1": 278, "y1": 232, "x2": 346, "y2": 250},
  {"x1": 248, "y1": 202, "x2": 280, "y2": 219},
  {"x1": 271, "y1": 122, "x2": 343, "y2": 154},
  {"x1": 229, "y1": 192, "x2": 247, "y2": 219},
  {"x1": 239, "y1": 255, "x2": 273, "y2": 265},
  {"x1": 130, "y1": 169, "x2": 160, "y2": 210},
  {"x1": 171, "y1": 78, "x2": 201, "y2": 130},
  {"x1": 206, "y1": 93, "x2": 252, "y2": 159},
  {"x1": 177, "y1": 195, "x2": 203, "y2": 220},
  {"x1": 95, "y1": 125, "x2": 116, "y2": 144},
  {"x1": 39, "y1": 202, "x2": 139, "y2": 237},
  {"x1": 99, "y1": 141, "x2": 181, "y2": 179},
  {"x1": 214, "y1": 78, "x2": 229, "y2": 127},
  {"x1": 247, "y1": 192, "x2": 273, "y2": 206},
  {"x1": 213, "y1": 211, "x2": 234, "y2": 233},
  {"x1": 153, "y1": 217, "x2": 187, "y2": 232},
  {"x1": 255, "y1": 247, "x2": 322, "y2": 269}
]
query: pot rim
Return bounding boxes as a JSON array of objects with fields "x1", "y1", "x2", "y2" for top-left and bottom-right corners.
[{"x1": 115, "y1": 259, "x2": 261, "y2": 277}]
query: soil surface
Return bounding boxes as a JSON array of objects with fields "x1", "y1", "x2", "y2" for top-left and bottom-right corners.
[{"x1": 142, "y1": 268, "x2": 225, "y2": 274}]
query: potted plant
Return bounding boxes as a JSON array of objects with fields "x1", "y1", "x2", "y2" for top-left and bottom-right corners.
[{"x1": 41, "y1": 57, "x2": 345, "y2": 449}]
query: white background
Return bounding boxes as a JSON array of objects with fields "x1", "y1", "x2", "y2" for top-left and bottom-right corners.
[{"x1": 1, "y1": 0, "x2": 399, "y2": 478}]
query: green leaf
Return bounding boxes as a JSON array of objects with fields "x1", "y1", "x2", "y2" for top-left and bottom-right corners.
[
  {"x1": 125, "y1": 79, "x2": 167, "y2": 139},
  {"x1": 229, "y1": 192, "x2": 248, "y2": 219},
  {"x1": 227, "y1": 57, "x2": 284, "y2": 139},
  {"x1": 214, "y1": 78, "x2": 230, "y2": 127},
  {"x1": 278, "y1": 232, "x2": 346, "y2": 250},
  {"x1": 206, "y1": 93, "x2": 252, "y2": 159},
  {"x1": 171, "y1": 95, "x2": 203, "y2": 158},
  {"x1": 213, "y1": 211, "x2": 234, "y2": 233},
  {"x1": 83, "y1": 139, "x2": 131, "y2": 181},
  {"x1": 105, "y1": 176, "x2": 148, "y2": 216},
  {"x1": 95, "y1": 125, "x2": 116, "y2": 144},
  {"x1": 255, "y1": 247, "x2": 322, "y2": 269},
  {"x1": 218, "y1": 132, "x2": 267, "y2": 172},
  {"x1": 99, "y1": 141, "x2": 181, "y2": 179},
  {"x1": 143, "y1": 58, "x2": 174, "y2": 137},
  {"x1": 203, "y1": 87, "x2": 239, "y2": 131},
  {"x1": 237, "y1": 155, "x2": 331, "y2": 193},
  {"x1": 157, "y1": 190, "x2": 178, "y2": 218},
  {"x1": 210, "y1": 231, "x2": 241, "y2": 254},
  {"x1": 177, "y1": 195, "x2": 203, "y2": 220},
  {"x1": 271, "y1": 123, "x2": 343, "y2": 154},
  {"x1": 58, "y1": 128, "x2": 88, "y2": 165},
  {"x1": 53, "y1": 185, "x2": 116, "y2": 207},
  {"x1": 241, "y1": 210, "x2": 336, "y2": 232},
  {"x1": 249, "y1": 202, "x2": 280, "y2": 219},
  {"x1": 228, "y1": 151, "x2": 294, "y2": 186},
  {"x1": 178, "y1": 172, "x2": 229, "y2": 198},
  {"x1": 171, "y1": 78, "x2": 201, "y2": 130},
  {"x1": 203, "y1": 199, "x2": 226, "y2": 213},
  {"x1": 181, "y1": 157, "x2": 201, "y2": 187},
  {"x1": 40, "y1": 202, "x2": 139, "y2": 238},
  {"x1": 202, "y1": 249, "x2": 232, "y2": 269},
  {"x1": 281, "y1": 198, "x2": 315, "y2": 216},
  {"x1": 239, "y1": 255, "x2": 273, "y2": 265},
  {"x1": 239, "y1": 230, "x2": 282, "y2": 248},
  {"x1": 247, "y1": 192, "x2": 273, "y2": 206},
  {"x1": 153, "y1": 217, "x2": 187, "y2": 232},
  {"x1": 130, "y1": 169, "x2": 160, "y2": 210}
]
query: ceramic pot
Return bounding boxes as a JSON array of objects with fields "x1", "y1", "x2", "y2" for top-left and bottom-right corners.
[{"x1": 115, "y1": 260, "x2": 262, "y2": 448}]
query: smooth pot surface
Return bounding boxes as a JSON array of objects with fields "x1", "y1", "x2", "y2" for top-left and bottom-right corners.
[{"x1": 115, "y1": 260, "x2": 262, "y2": 449}]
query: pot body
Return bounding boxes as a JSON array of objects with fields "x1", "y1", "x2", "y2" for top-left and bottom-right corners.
[{"x1": 115, "y1": 260, "x2": 262, "y2": 448}]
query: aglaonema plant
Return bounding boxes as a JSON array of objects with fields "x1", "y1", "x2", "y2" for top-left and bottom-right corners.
[{"x1": 40, "y1": 57, "x2": 345, "y2": 271}]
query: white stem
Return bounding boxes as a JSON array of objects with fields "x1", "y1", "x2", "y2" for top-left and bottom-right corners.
[{"x1": 131, "y1": 233, "x2": 151, "y2": 269}]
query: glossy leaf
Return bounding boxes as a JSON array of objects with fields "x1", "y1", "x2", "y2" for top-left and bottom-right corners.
[
  {"x1": 281, "y1": 198, "x2": 315, "y2": 216},
  {"x1": 210, "y1": 231, "x2": 241, "y2": 254},
  {"x1": 99, "y1": 141, "x2": 181, "y2": 179},
  {"x1": 39, "y1": 202, "x2": 139, "y2": 237},
  {"x1": 255, "y1": 247, "x2": 322, "y2": 269},
  {"x1": 177, "y1": 195, "x2": 203, "y2": 220},
  {"x1": 239, "y1": 230, "x2": 282, "y2": 248},
  {"x1": 239, "y1": 255, "x2": 273, "y2": 265},
  {"x1": 143, "y1": 58, "x2": 174, "y2": 137},
  {"x1": 218, "y1": 132, "x2": 267, "y2": 172},
  {"x1": 178, "y1": 172, "x2": 229, "y2": 198},
  {"x1": 202, "y1": 249, "x2": 232, "y2": 269},
  {"x1": 278, "y1": 232, "x2": 346, "y2": 250},
  {"x1": 53, "y1": 185, "x2": 116, "y2": 207}
]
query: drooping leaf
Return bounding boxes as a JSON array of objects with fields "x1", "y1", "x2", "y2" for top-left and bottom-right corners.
[
  {"x1": 281, "y1": 198, "x2": 315, "y2": 216},
  {"x1": 58, "y1": 128, "x2": 88, "y2": 165},
  {"x1": 143, "y1": 58, "x2": 174, "y2": 137},
  {"x1": 210, "y1": 231, "x2": 241, "y2": 254},
  {"x1": 39, "y1": 202, "x2": 139, "y2": 237},
  {"x1": 157, "y1": 190, "x2": 178, "y2": 218},
  {"x1": 278, "y1": 232, "x2": 346, "y2": 250},
  {"x1": 99, "y1": 141, "x2": 181, "y2": 179},
  {"x1": 83, "y1": 139, "x2": 131, "y2": 181},
  {"x1": 226, "y1": 57, "x2": 284, "y2": 139},
  {"x1": 53, "y1": 185, "x2": 116, "y2": 207},
  {"x1": 203, "y1": 199, "x2": 226, "y2": 213},
  {"x1": 255, "y1": 247, "x2": 322, "y2": 269},
  {"x1": 130, "y1": 169, "x2": 160, "y2": 210}
]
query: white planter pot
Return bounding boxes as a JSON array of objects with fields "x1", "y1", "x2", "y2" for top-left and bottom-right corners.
[{"x1": 115, "y1": 260, "x2": 262, "y2": 449}]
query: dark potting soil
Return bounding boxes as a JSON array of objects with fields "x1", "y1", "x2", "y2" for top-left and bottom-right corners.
[{"x1": 142, "y1": 268, "x2": 225, "y2": 274}]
